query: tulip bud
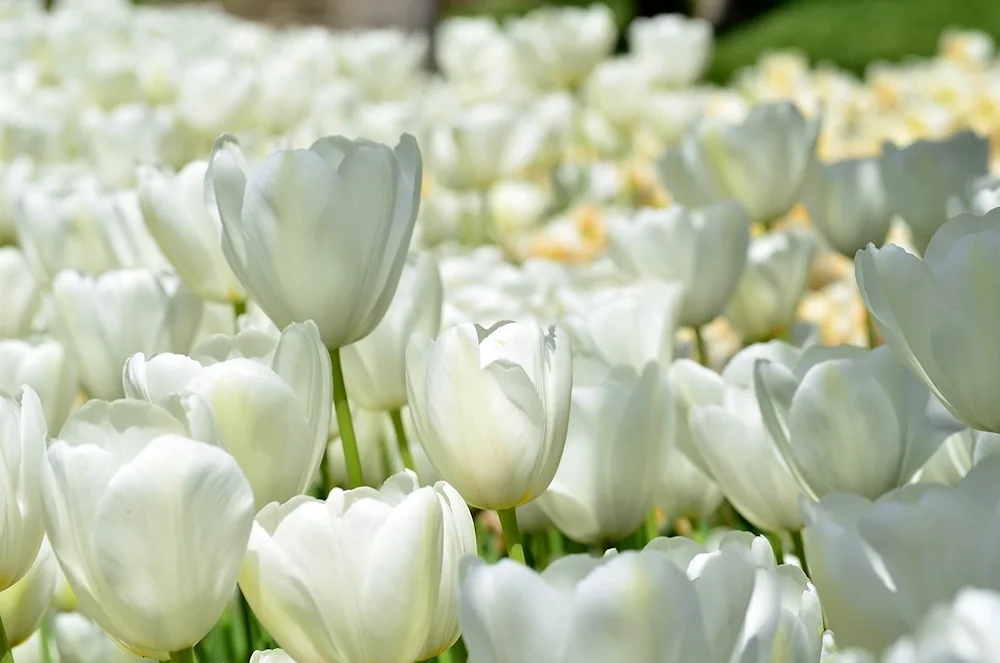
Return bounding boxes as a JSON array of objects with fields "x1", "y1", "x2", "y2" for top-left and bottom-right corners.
[
  {"x1": 605, "y1": 202, "x2": 749, "y2": 329},
  {"x1": 725, "y1": 229, "x2": 816, "y2": 343},
  {"x1": 208, "y1": 132, "x2": 422, "y2": 349},
  {"x1": 137, "y1": 161, "x2": 246, "y2": 304},
  {"x1": 341, "y1": 253, "x2": 443, "y2": 412},
  {"x1": 250, "y1": 651, "x2": 296, "y2": 663},
  {"x1": 41, "y1": 400, "x2": 255, "y2": 659},
  {"x1": 0, "y1": 247, "x2": 41, "y2": 339},
  {"x1": 406, "y1": 320, "x2": 572, "y2": 510},
  {"x1": 240, "y1": 471, "x2": 474, "y2": 663},
  {"x1": 51, "y1": 269, "x2": 203, "y2": 400},
  {"x1": 628, "y1": 14, "x2": 713, "y2": 87},
  {"x1": 124, "y1": 321, "x2": 332, "y2": 510}
]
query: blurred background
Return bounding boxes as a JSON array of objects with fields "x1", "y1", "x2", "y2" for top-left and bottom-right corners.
[{"x1": 184, "y1": 0, "x2": 1000, "y2": 83}]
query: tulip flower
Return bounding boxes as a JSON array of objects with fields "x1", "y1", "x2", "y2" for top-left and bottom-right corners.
[
  {"x1": 881, "y1": 588, "x2": 1000, "y2": 662},
  {"x1": 342, "y1": 252, "x2": 443, "y2": 413},
  {"x1": 672, "y1": 342, "x2": 809, "y2": 532},
  {"x1": 658, "y1": 101, "x2": 820, "y2": 224},
  {"x1": 406, "y1": 320, "x2": 571, "y2": 561},
  {"x1": 949, "y1": 174, "x2": 1000, "y2": 216},
  {"x1": 0, "y1": 539, "x2": 57, "y2": 648},
  {"x1": 0, "y1": 247, "x2": 40, "y2": 339},
  {"x1": 137, "y1": 160, "x2": 246, "y2": 304},
  {"x1": 754, "y1": 345, "x2": 963, "y2": 500},
  {"x1": 51, "y1": 269, "x2": 203, "y2": 400},
  {"x1": 239, "y1": 471, "x2": 475, "y2": 663},
  {"x1": 917, "y1": 427, "x2": 1000, "y2": 485},
  {"x1": 41, "y1": 399, "x2": 255, "y2": 660},
  {"x1": 47, "y1": 612, "x2": 152, "y2": 662},
  {"x1": 209, "y1": 132, "x2": 422, "y2": 489},
  {"x1": 856, "y1": 209, "x2": 1000, "y2": 432},
  {"x1": 801, "y1": 156, "x2": 893, "y2": 257},
  {"x1": 337, "y1": 29, "x2": 429, "y2": 101},
  {"x1": 537, "y1": 362, "x2": 669, "y2": 544},
  {"x1": 802, "y1": 456, "x2": 1000, "y2": 655},
  {"x1": 880, "y1": 131, "x2": 989, "y2": 252},
  {"x1": 605, "y1": 202, "x2": 749, "y2": 330},
  {"x1": 725, "y1": 229, "x2": 816, "y2": 343},
  {"x1": 459, "y1": 533, "x2": 822, "y2": 663},
  {"x1": 0, "y1": 339, "x2": 78, "y2": 434},
  {"x1": 628, "y1": 14, "x2": 713, "y2": 87},
  {"x1": 250, "y1": 651, "x2": 296, "y2": 663},
  {"x1": 124, "y1": 320, "x2": 332, "y2": 510}
]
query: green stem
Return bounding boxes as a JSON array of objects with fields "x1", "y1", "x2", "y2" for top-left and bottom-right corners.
[
  {"x1": 437, "y1": 647, "x2": 455, "y2": 663},
  {"x1": 329, "y1": 347, "x2": 364, "y2": 489},
  {"x1": 232, "y1": 298, "x2": 247, "y2": 320},
  {"x1": 239, "y1": 591, "x2": 255, "y2": 655},
  {"x1": 0, "y1": 613, "x2": 12, "y2": 663},
  {"x1": 864, "y1": 308, "x2": 879, "y2": 348},
  {"x1": 791, "y1": 529, "x2": 811, "y2": 578},
  {"x1": 643, "y1": 509, "x2": 660, "y2": 544},
  {"x1": 390, "y1": 408, "x2": 415, "y2": 472},
  {"x1": 546, "y1": 528, "x2": 565, "y2": 560},
  {"x1": 693, "y1": 326, "x2": 709, "y2": 367},
  {"x1": 169, "y1": 648, "x2": 195, "y2": 663},
  {"x1": 766, "y1": 531, "x2": 785, "y2": 564},
  {"x1": 40, "y1": 615, "x2": 52, "y2": 663},
  {"x1": 496, "y1": 508, "x2": 527, "y2": 565}
]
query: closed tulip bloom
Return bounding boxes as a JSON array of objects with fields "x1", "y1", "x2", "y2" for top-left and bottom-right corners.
[
  {"x1": 801, "y1": 157, "x2": 893, "y2": 257},
  {"x1": 137, "y1": 161, "x2": 246, "y2": 304},
  {"x1": 726, "y1": 229, "x2": 816, "y2": 343},
  {"x1": 856, "y1": 209, "x2": 1000, "y2": 432},
  {"x1": 507, "y1": 4, "x2": 617, "y2": 90},
  {"x1": 406, "y1": 320, "x2": 572, "y2": 510},
  {"x1": 0, "y1": 387, "x2": 46, "y2": 592},
  {"x1": 0, "y1": 539, "x2": 57, "y2": 647},
  {"x1": 240, "y1": 471, "x2": 474, "y2": 663},
  {"x1": 0, "y1": 339, "x2": 78, "y2": 434},
  {"x1": 51, "y1": 269, "x2": 203, "y2": 400},
  {"x1": 754, "y1": 345, "x2": 963, "y2": 500},
  {"x1": 460, "y1": 534, "x2": 820, "y2": 663},
  {"x1": 803, "y1": 457, "x2": 1000, "y2": 655},
  {"x1": 0, "y1": 247, "x2": 40, "y2": 339},
  {"x1": 341, "y1": 253, "x2": 443, "y2": 412},
  {"x1": 672, "y1": 342, "x2": 809, "y2": 532},
  {"x1": 658, "y1": 101, "x2": 820, "y2": 224},
  {"x1": 628, "y1": 14, "x2": 713, "y2": 87},
  {"x1": 880, "y1": 131, "x2": 989, "y2": 252},
  {"x1": 605, "y1": 202, "x2": 750, "y2": 329},
  {"x1": 209, "y1": 132, "x2": 422, "y2": 349},
  {"x1": 251, "y1": 651, "x2": 297, "y2": 663},
  {"x1": 537, "y1": 362, "x2": 669, "y2": 543},
  {"x1": 41, "y1": 399, "x2": 255, "y2": 659},
  {"x1": 124, "y1": 321, "x2": 332, "y2": 510},
  {"x1": 560, "y1": 280, "x2": 683, "y2": 374}
]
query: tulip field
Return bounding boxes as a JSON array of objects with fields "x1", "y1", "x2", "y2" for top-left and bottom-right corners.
[{"x1": 2, "y1": 0, "x2": 1000, "y2": 661}]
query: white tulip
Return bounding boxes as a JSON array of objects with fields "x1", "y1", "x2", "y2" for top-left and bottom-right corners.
[
  {"x1": 0, "y1": 339, "x2": 77, "y2": 433},
  {"x1": 49, "y1": 612, "x2": 153, "y2": 662},
  {"x1": 584, "y1": 56, "x2": 658, "y2": 131},
  {"x1": 209, "y1": 132, "x2": 421, "y2": 349},
  {"x1": 337, "y1": 29, "x2": 428, "y2": 101},
  {"x1": 434, "y1": 17, "x2": 524, "y2": 102},
  {"x1": 460, "y1": 533, "x2": 820, "y2": 663},
  {"x1": 175, "y1": 58, "x2": 255, "y2": 138},
  {"x1": 507, "y1": 4, "x2": 617, "y2": 90},
  {"x1": 0, "y1": 247, "x2": 40, "y2": 339},
  {"x1": 0, "y1": 387, "x2": 46, "y2": 592},
  {"x1": 41, "y1": 399, "x2": 255, "y2": 659},
  {"x1": 672, "y1": 342, "x2": 810, "y2": 532},
  {"x1": 916, "y1": 427, "x2": 1000, "y2": 485},
  {"x1": 0, "y1": 157, "x2": 32, "y2": 243},
  {"x1": 124, "y1": 321, "x2": 331, "y2": 510},
  {"x1": 406, "y1": 320, "x2": 572, "y2": 510},
  {"x1": 880, "y1": 131, "x2": 989, "y2": 251},
  {"x1": 560, "y1": 280, "x2": 683, "y2": 375},
  {"x1": 537, "y1": 362, "x2": 669, "y2": 544},
  {"x1": 754, "y1": 344, "x2": 963, "y2": 500},
  {"x1": 0, "y1": 539, "x2": 57, "y2": 647},
  {"x1": 726, "y1": 229, "x2": 816, "y2": 343},
  {"x1": 658, "y1": 101, "x2": 820, "y2": 224},
  {"x1": 341, "y1": 253, "x2": 442, "y2": 412},
  {"x1": 655, "y1": 445, "x2": 724, "y2": 521},
  {"x1": 51, "y1": 269, "x2": 203, "y2": 400},
  {"x1": 606, "y1": 202, "x2": 750, "y2": 328},
  {"x1": 77, "y1": 104, "x2": 173, "y2": 189},
  {"x1": 240, "y1": 471, "x2": 474, "y2": 663},
  {"x1": 801, "y1": 157, "x2": 893, "y2": 257},
  {"x1": 856, "y1": 209, "x2": 1000, "y2": 432},
  {"x1": 949, "y1": 174, "x2": 1000, "y2": 216},
  {"x1": 628, "y1": 14, "x2": 713, "y2": 87},
  {"x1": 250, "y1": 651, "x2": 297, "y2": 663},
  {"x1": 803, "y1": 456, "x2": 1000, "y2": 655},
  {"x1": 137, "y1": 161, "x2": 246, "y2": 304},
  {"x1": 882, "y1": 588, "x2": 1000, "y2": 663}
]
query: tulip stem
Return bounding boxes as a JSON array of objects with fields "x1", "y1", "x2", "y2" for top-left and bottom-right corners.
[
  {"x1": 169, "y1": 648, "x2": 195, "y2": 663},
  {"x1": 390, "y1": 408, "x2": 416, "y2": 472},
  {"x1": 644, "y1": 509, "x2": 660, "y2": 543},
  {"x1": 329, "y1": 347, "x2": 365, "y2": 489},
  {"x1": 864, "y1": 308, "x2": 879, "y2": 348},
  {"x1": 0, "y1": 613, "x2": 12, "y2": 663},
  {"x1": 791, "y1": 530, "x2": 811, "y2": 578},
  {"x1": 40, "y1": 615, "x2": 52, "y2": 663},
  {"x1": 232, "y1": 298, "x2": 247, "y2": 320},
  {"x1": 693, "y1": 326, "x2": 709, "y2": 366},
  {"x1": 497, "y1": 508, "x2": 527, "y2": 565}
]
